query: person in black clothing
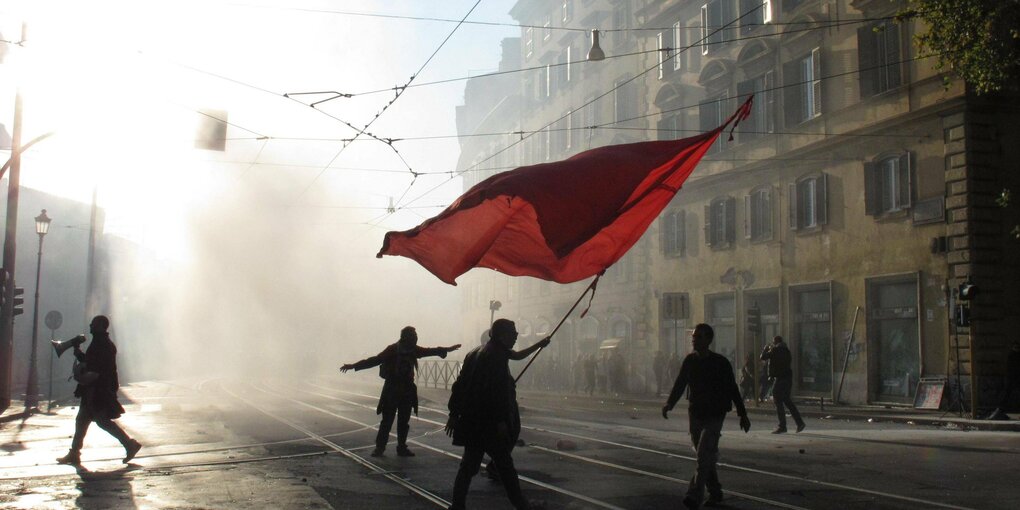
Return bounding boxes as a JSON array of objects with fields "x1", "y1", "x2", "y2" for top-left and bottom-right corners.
[
  {"x1": 445, "y1": 319, "x2": 544, "y2": 510},
  {"x1": 663, "y1": 323, "x2": 750, "y2": 509},
  {"x1": 988, "y1": 340, "x2": 1020, "y2": 420},
  {"x1": 761, "y1": 335, "x2": 805, "y2": 434},
  {"x1": 340, "y1": 326, "x2": 460, "y2": 457},
  {"x1": 57, "y1": 315, "x2": 142, "y2": 465}
]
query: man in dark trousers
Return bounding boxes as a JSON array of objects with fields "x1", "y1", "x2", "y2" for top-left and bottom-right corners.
[
  {"x1": 662, "y1": 323, "x2": 750, "y2": 509},
  {"x1": 57, "y1": 315, "x2": 142, "y2": 465},
  {"x1": 761, "y1": 335, "x2": 805, "y2": 434},
  {"x1": 445, "y1": 319, "x2": 544, "y2": 510},
  {"x1": 340, "y1": 326, "x2": 460, "y2": 457}
]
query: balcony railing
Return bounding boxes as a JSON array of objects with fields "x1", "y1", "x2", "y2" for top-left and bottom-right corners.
[{"x1": 416, "y1": 359, "x2": 462, "y2": 389}]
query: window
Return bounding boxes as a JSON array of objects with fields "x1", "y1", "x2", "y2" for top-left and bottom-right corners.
[
  {"x1": 791, "y1": 284, "x2": 832, "y2": 393},
  {"x1": 704, "y1": 197, "x2": 736, "y2": 248},
  {"x1": 706, "y1": 294, "x2": 737, "y2": 367},
  {"x1": 612, "y1": 2, "x2": 632, "y2": 48},
  {"x1": 739, "y1": 0, "x2": 769, "y2": 34},
  {"x1": 584, "y1": 98, "x2": 599, "y2": 132},
  {"x1": 614, "y1": 78, "x2": 638, "y2": 125},
  {"x1": 672, "y1": 21, "x2": 683, "y2": 71},
  {"x1": 867, "y1": 277, "x2": 920, "y2": 401},
  {"x1": 865, "y1": 153, "x2": 913, "y2": 216},
  {"x1": 745, "y1": 186, "x2": 773, "y2": 241},
  {"x1": 657, "y1": 113, "x2": 682, "y2": 140},
  {"x1": 525, "y1": 27, "x2": 534, "y2": 58},
  {"x1": 561, "y1": 0, "x2": 573, "y2": 24},
  {"x1": 783, "y1": 48, "x2": 821, "y2": 125},
  {"x1": 701, "y1": 0, "x2": 735, "y2": 55},
  {"x1": 858, "y1": 20, "x2": 903, "y2": 98},
  {"x1": 657, "y1": 31, "x2": 669, "y2": 79},
  {"x1": 560, "y1": 45, "x2": 572, "y2": 85},
  {"x1": 662, "y1": 209, "x2": 686, "y2": 257},
  {"x1": 736, "y1": 71, "x2": 774, "y2": 141},
  {"x1": 543, "y1": 16, "x2": 552, "y2": 41},
  {"x1": 789, "y1": 174, "x2": 827, "y2": 230},
  {"x1": 699, "y1": 95, "x2": 726, "y2": 153}
]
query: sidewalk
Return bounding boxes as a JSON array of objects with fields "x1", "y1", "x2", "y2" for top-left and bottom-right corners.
[{"x1": 418, "y1": 386, "x2": 1020, "y2": 432}]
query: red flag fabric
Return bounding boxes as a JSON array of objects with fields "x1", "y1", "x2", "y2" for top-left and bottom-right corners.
[{"x1": 378, "y1": 97, "x2": 753, "y2": 285}]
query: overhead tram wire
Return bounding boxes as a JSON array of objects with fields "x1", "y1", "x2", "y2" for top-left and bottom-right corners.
[
  {"x1": 223, "y1": 2, "x2": 916, "y2": 34},
  {"x1": 379, "y1": 1, "x2": 767, "y2": 223},
  {"x1": 290, "y1": 0, "x2": 484, "y2": 203}
]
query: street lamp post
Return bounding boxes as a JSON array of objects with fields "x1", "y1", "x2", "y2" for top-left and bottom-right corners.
[{"x1": 23, "y1": 209, "x2": 50, "y2": 409}]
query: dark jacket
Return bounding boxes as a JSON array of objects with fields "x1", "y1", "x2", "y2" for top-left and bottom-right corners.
[
  {"x1": 761, "y1": 342, "x2": 793, "y2": 380},
  {"x1": 666, "y1": 351, "x2": 747, "y2": 419},
  {"x1": 75, "y1": 333, "x2": 125, "y2": 420},
  {"x1": 1006, "y1": 348, "x2": 1020, "y2": 386},
  {"x1": 448, "y1": 341, "x2": 514, "y2": 447},
  {"x1": 351, "y1": 341, "x2": 449, "y2": 414}
]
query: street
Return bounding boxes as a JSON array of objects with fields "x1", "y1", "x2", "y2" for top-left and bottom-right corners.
[{"x1": 2, "y1": 376, "x2": 1018, "y2": 509}]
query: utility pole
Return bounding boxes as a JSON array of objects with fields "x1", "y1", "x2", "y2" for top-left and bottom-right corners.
[{"x1": 0, "y1": 23, "x2": 26, "y2": 412}]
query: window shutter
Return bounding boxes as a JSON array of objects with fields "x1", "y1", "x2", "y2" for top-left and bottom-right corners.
[
  {"x1": 817, "y1": 173, "x2": 828, "y2": 225},
  {"x1": 864, "y1": 161, "x2": 880, "y2": 216},
  {"x1": 725, "y1": 196, "x2": 737, "y2": 244},
  {"x1": 900, "y1": 152, "x2": 913, "y2": 208},
  {"x1": 678, "y1": 210, "x2": 686, "y2": 256},
  {"x1": 783, "y1": 60, "x2": 802, "y2": 127},
  {"x1": 763, "y1": 187, "x2": 774, "y2": 240},
  {"x1": 661, "y1": 212, "x2": 670, "y2": 254},
  {"x1": 811, "y1": 47, "x2": 822, "y2": 116},
  {"x1": 701, "y1": 4, "x2": 709, "y2": 55},
  {"x1": 857, "y1": 25, "x2": 877, "y2": 99},
  {"x1": 721, "y1": 0, "x2": 736, "y2": 40},
  {"x1": 704, "y1": 203, "x2": 714, "y2": 246},
  {"x1": 789, "y1": 182, "x2": 799, "y2": 230},
  {"x1": 657, "y1": 32, "x2": 666, "y2": 79},
  {"x1": 885, "y1": 22, "x2": 902, "y2": 89},
  {"x1": 673, "y1": 21, "x2": 683, "y2": 71},
  {"x1": 744, "y1": 194, "x2": 753, "y2": 239}
]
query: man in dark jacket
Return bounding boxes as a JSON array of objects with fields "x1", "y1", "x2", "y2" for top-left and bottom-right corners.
[
  {"x1": 663, "y1": 323, "x2": 750, "y2": 509},
  {"x1": 340, "y1": 326, "x2": 460, "y2": 457},
  {"x1": 445, "y1": 319, "x2": 544, "y2": 510},
  {"x1": 57, "y1": 315, "x2": 141, "y2": 465},
  {"x1": 761, "y1": 335, "x2": 805, "y2": 434}
]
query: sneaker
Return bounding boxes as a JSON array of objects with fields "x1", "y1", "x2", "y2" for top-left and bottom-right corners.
[
  {"x1": 682, "y1": 496, "x2": 700, "y2": 509},
  {"x1": 56, "y1": 451, "x2": 81, "y2": 465},
  {"x1": 705, "y1": 492, "x2": 724, "y2": 507},
  {"x1": 123, "y1": 439, "x2": 142, "y2": 463},
  {"x1": 987, "y1": 409, "x2": 1011, "y2": 421},
  {"x1": 396, "y1": 446, "x2": 415, "y2": 457},
  {"x1": 370, "y1": 447, "x2": 384, "y2": 457},
  {"x1": 771, "y1": 427, "x2": 788, "y2": 434},
  {"x1": 796, "y1": 423, "x2": 806, "y2": 433}
]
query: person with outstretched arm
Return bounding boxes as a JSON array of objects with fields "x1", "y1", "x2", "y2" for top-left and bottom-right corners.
[{"x1": 340, "y1": 326, "x2": 460, "y2": 457}]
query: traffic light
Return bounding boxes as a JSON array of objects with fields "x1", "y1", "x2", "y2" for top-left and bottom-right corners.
[
  {"x1": 747, "y1": 305, "x2": 761, "y2": 334},
  {"x1": 958, "y1": 279, "x2": 978, "y2": 301},
  {"x1": 12, "y1": 286, "x2": 24, "y2": 316}
]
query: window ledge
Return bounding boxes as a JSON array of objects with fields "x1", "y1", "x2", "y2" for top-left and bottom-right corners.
[{"x1": 873, "y1": 209, "x2": 910, "y2": 222}]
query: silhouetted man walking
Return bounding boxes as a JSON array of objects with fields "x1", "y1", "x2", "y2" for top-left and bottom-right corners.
[
  {"x1": 445, "y1": 319, "x2": 540, "y2": 510},
  {"x1": 57, "y1": 315, "x2": 141, "y2": 465},
  {"x1": 663, "y1": 323, "x2": 750, "y2": 509},
  {"x1": 761, "y1": 335, "x2": 805, "y2": 434},
  {"x1": 341, "y1": 326, "x2": 460, "y2": 457}
]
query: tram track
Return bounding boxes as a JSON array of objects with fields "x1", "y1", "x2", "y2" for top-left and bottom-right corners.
[{"x1": 307, "y1": 380, "x2": 976, "y2": 510}]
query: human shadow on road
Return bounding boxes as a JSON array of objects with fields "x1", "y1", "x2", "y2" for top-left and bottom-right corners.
[{"x1": 73, "y1": 464, "x2": 138, "y2": 509}]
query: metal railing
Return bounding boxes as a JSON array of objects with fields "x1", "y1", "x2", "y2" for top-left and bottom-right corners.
[{"x1": 417, "y1": 359, "x2": 462, "y2": 389}]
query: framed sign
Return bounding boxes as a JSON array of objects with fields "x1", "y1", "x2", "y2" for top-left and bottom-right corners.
[{"x1": 913, "y1": 378, "x2": 946, "y2": 410}]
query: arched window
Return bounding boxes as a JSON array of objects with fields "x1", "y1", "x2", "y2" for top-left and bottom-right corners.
[
  {"x1": 704, "y1": 196, "x2": 736, "y2": 248},
  {"x1": 864, "y1": 152, "x2": 913, "y2": 216},
  {"x1": 789, "y1": 173, "x2": 827, "y2": 230}
]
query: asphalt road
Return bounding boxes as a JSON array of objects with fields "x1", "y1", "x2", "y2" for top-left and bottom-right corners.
[{"x1": 1, "y1": 375, "x2": 1018, "y2": 509}]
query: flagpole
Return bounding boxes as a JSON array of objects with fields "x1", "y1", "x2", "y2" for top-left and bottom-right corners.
[{"x1": 514, "y1": 274, "x2": 600, "y2": 383}]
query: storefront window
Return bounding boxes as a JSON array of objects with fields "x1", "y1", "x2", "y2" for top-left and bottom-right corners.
[
  {"x1": 707, "y1": 294, "x2": 736, "y2": 368},
  {"x1": 793, "y1": 287, "x2": 832, "y2": 393},
  {"x1": 870, "y1": 279, "x2": 919, "y2": 400}
]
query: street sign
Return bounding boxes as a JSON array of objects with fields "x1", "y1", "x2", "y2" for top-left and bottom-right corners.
[{"x1": 44, "y1": 310, "x2": 62, "y2": 331}]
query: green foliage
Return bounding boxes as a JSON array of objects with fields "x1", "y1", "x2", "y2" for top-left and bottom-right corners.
[{"x1": 905, "y1": 0, "x2": 1020, "y2": 94}]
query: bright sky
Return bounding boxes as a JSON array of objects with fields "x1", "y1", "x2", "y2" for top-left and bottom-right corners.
[{"x1": 0, "y1": 0, "x2": 518, "y2": 259}]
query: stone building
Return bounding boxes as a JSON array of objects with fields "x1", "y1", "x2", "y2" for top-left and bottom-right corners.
[{"x1": 454, "y1": 0, "x2": 1020, "y2": 411}]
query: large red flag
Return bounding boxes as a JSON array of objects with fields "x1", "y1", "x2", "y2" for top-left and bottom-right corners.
[{"x1": 378, "y1": 97, "x2": 752, "y2": 285}]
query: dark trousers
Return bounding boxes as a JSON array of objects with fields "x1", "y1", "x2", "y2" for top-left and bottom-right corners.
[
  {"x1": 452, "y1": 440, "x2": 527, "y2": 509},
  {"x1": 999, "y1": 379, "x2": 1019, "y2": 408},
  {"x1": 687, "y1": 414, "x2": 725, "y2": 503},
  {"x1": 71, "y1": 400, "x2": 130, "y2": 453},
  {"x1": 375, "y1": 402, "x2": 411, "y2": 449},
  {"x1": 771, "y1": 377, "x2": 804, "y2": 429}
]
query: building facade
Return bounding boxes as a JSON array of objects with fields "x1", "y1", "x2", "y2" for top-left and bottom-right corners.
[{"x1": 455, "y1": 0, "x2": 1020, "y2": 411}]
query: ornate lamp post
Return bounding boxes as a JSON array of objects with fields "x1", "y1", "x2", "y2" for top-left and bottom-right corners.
[{"x1": 23, "y1": 209, "x2": 49, "y2": 409}]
